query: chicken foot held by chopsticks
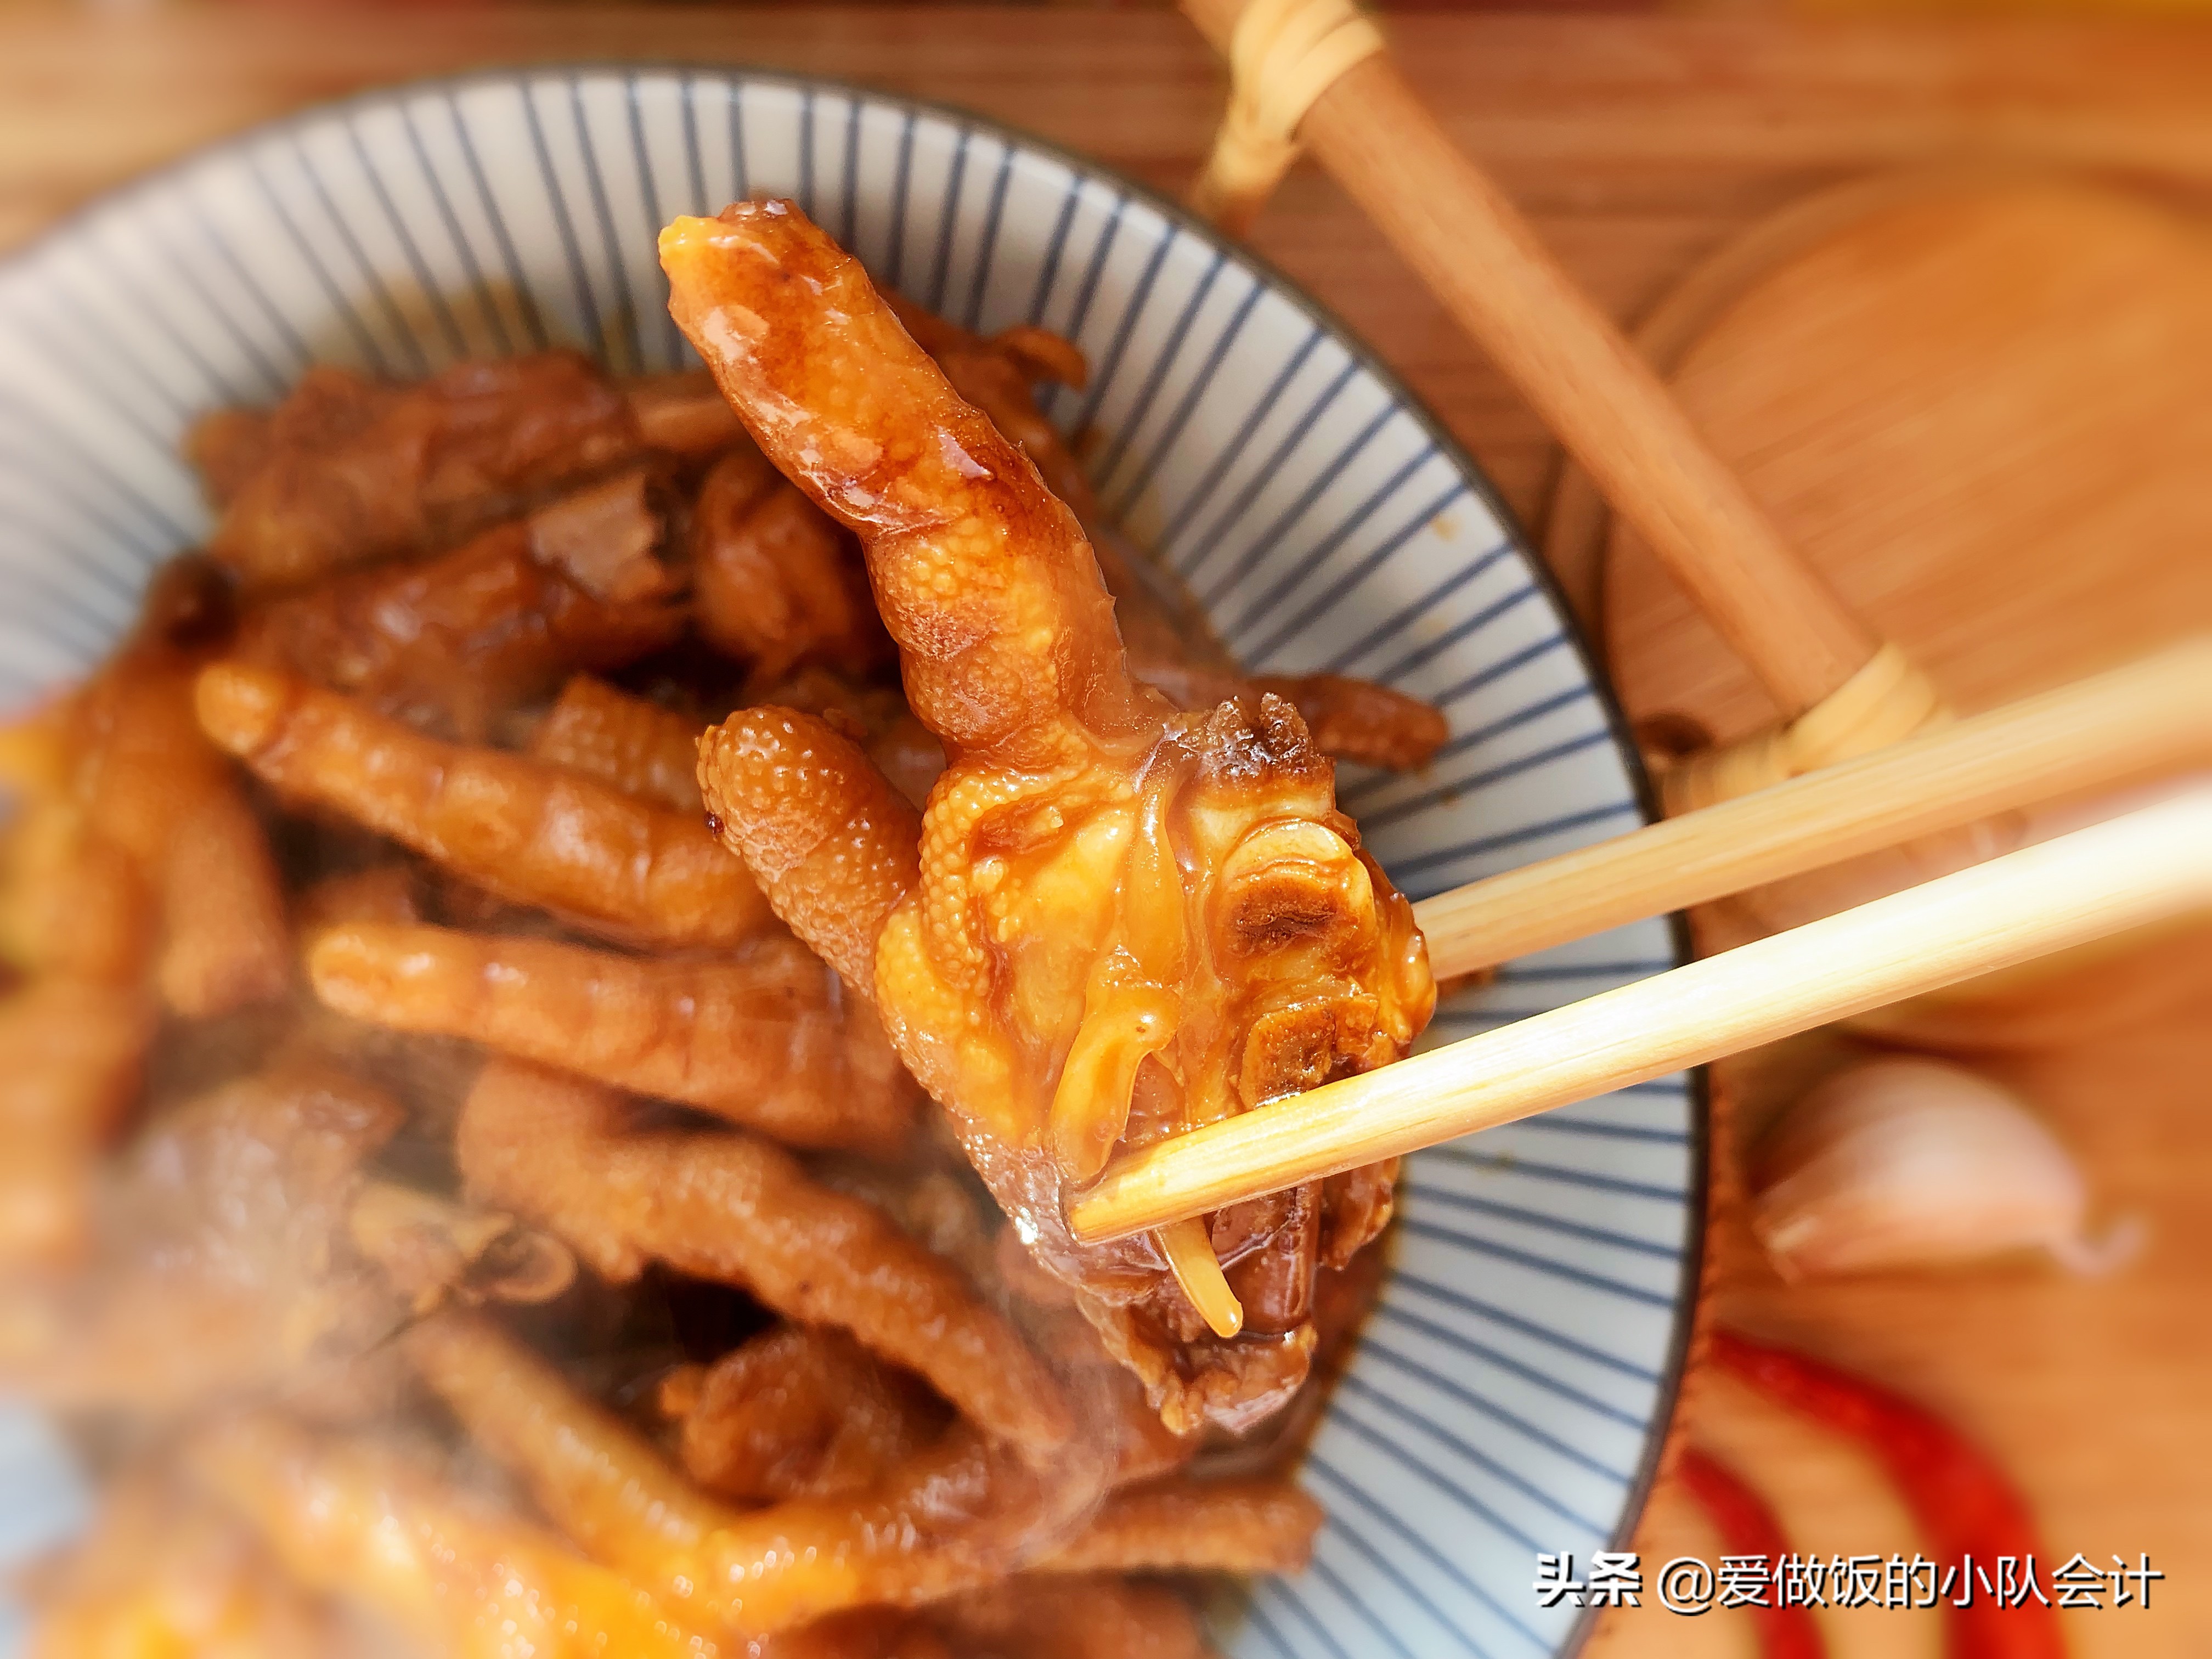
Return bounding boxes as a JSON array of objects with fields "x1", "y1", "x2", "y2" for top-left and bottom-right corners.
[
  {"x1": 889, "y1": 296, "x2": 1449, "y2": 775},
  {"x1": 666, "y1": 200, "x2": 1434, "y2": 1434}
]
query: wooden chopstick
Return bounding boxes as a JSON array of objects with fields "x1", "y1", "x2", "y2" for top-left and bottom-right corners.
[
  {"x1": 1070, "y1": 787, "x2": 2212, "y2": 1242},
  {"x1": 1179, "y1": 0, "x2": 1880, "y2": 716},
  {"x1": 1415, "y1": 637, "x2": 2212, "y2": 981}
]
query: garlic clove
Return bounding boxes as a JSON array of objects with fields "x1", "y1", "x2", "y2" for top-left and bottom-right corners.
[{"x1": 1749, "y1": 1057, "x2": 2139, "y2": 1282}]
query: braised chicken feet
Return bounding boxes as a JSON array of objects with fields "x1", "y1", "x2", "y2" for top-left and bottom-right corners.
[{"x1": 667, "y1": 201, "x2": 1433, "y2": 1433}]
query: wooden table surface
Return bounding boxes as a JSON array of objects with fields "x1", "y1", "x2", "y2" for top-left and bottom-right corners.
[{"x1": 5, "y1": 8, "x2": 2210, "y2": 1655}]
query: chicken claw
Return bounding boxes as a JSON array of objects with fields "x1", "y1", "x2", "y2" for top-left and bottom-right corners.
[
  {"x1": 408, "y1": 1308, "x2": 1101, "y2": 1638},
  {"x1": 699, "y1": 706, "x2": 922, "y2": 992},
  {"x1": 234, "y1": 469, "x2": 684, "y2": 740},
  {"x1": 666, "y1": 201, "x2": 1434, "y2": 1433},
  {"x1": 456, "y1": 1058, "x2": 1072, "y2": 1463},
  {"x1": 531, "y1": 673, "x2": 706, "y2": 811},
  {"x1": 190, "y1": 1414, "x2": 719, "y2": 1658},
  {"x1": 196, "y1": 662, "x2": 774, "y2": 949},
  {"x1": 310, "y1": 923, "x2": 917, "y2": 1154},
  {"x1": 661, "y1": 1324, "x2": 945, "y2": 1504}
]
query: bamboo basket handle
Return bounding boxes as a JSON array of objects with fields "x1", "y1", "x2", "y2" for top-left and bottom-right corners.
[
  {"x1": 1178, "y1": 0, "x2": 1897, "y2": 721},
  {"x1": 1071, "y1": 786, "x2": 2212, "y2": 1240}
]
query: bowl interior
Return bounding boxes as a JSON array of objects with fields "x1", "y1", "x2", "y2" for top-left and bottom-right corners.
[{"x1": 0, "y1": 69, "x2": 1700, "y2": 1659}]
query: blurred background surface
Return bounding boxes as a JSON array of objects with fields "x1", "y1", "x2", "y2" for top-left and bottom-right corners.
[{"x1": 2, "y1": 4, "x2": 2208, "y2": 1657}]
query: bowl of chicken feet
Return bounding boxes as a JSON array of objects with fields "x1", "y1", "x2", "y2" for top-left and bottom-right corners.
[{"x1": 0, "y1": 68, "x2": 1700, "y2": 1659}]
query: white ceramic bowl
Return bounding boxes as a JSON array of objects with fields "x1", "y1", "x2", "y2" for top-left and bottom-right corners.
[{"x1": 0, "y1": 69, "x2": 1702, "y2": 1659}]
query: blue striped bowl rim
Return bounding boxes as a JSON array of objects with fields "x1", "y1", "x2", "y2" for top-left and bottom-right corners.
[{"x1": 0, "y1": 67, "x2": 1704, "y2": 1659}]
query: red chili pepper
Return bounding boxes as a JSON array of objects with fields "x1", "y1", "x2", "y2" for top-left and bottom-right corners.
[
  {"x1": 1712, "y1": 1329, "x2": 2064, "y2": 1659},
  {"x1": 1678, "y1": 1447, "x2": 1827, "y2": 1659}
]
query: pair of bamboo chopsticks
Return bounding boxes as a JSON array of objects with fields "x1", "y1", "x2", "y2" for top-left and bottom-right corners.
[
  {"x1": 1076, "y1": 4, "x2": 2212, "y2": 1244},
  {"x1": 1415, "y1": 640, "x2": 2211, "y2": 980},
  {"x1": 1070, "y1": 640, "x2": 2212, "y2": 1241}
]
